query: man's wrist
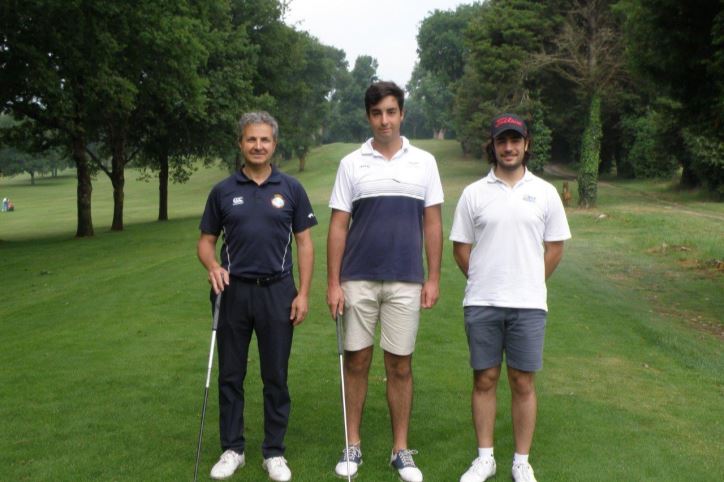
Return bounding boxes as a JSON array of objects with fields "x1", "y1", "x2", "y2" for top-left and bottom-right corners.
[{"x1": 426, "y1": 275, "x2": 441, "y2": 284}]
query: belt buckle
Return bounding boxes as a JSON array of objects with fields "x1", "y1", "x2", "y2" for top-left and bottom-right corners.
[{"x1": 256, "y1": 278, "x2": 262, "y2": 286}]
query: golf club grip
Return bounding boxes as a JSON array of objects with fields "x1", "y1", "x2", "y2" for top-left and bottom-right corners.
[
  {"x1": 212, "y1": 291, "x2": 222, "y2": 330},
  {"x1": 335, "y1": 314, "x2": 344, "y2": 356}
]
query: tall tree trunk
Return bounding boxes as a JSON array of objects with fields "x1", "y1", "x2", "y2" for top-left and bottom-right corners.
[
  {"x1": 158, "y1": 151, "x2": 169, "y2": 221},
  {"x1": 108, "y1": 127, "x2": 128, "y2": 231},
  {"x1": 111, "y1": 169, "x2": 124, "y2": 231},
  {"x1": 110, "y1": 142, "x2": 125, "y2": 231},
  {"x1": 29, "y1": 171, "x2": 35, "y2": 185},
  {"x1": 72, "y1": 138, "x2": 94, "y2": 237},
  {"x1": 577, "y1": 93, "x2": 602, "y2": 208}
]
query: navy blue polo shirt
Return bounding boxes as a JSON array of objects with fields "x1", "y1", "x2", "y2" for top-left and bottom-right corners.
[{"x1": 199, "y1": 166, "x2": 317, "y2": 278}]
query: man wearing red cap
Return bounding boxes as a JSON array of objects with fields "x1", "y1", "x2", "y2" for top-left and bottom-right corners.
[{"x1": 450, "y1": 113, "x2": 571, "y2": 482}]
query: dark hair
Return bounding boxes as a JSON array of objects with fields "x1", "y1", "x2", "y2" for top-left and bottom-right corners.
[
  {"x1": 485, "y1": 132, "x2": 533, "y2": 166},
  {"x1": 364, "y1": 81, "x2": 405, "y2": 115}
]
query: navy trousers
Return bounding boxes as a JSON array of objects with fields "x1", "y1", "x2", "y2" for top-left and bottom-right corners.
[{"x1": 212, "y1": 275, "x2": 296, "y2": 457}]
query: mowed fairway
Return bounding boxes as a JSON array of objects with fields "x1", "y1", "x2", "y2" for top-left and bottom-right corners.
[{"x1": 1, "y1": 140, "x2": 722, "y2": 481}]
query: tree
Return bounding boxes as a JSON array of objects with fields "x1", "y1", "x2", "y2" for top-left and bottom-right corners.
[
  {"x1": 0, "y1": 115, "x2": 68, "y2": 184},
  {"x1": 531, "y1": 0, "x2": 624, "y2": 207},
  {"x1": 83, "y1": 1, "x2": 214, "y2": 230},
  {"x1": 0, "y1": 0, "x2": 227, "y2": 234},
  {"x1": 245, "y1": 11, "x2": 346, "y2": 169},
  {"x1": 454, "y1": 0, "x2": 562, "y2": 158},
  {"x1": 618, "y1": 0, "x2": 724, "y2": 193},
  {"x1": 412, "y1": 5, "x2": 479, "y2": 140},
  {"x1": 137, "y1": 0, "x2": 258, "y2": 220},
  {"x1": 400, "y1": 96, "x2": 433, "y2": 140},
  {"x1": 0, "y1": 0, "x2": 115, "y2": 236},
  {"x1": 325, "y1": 55, "x2": 379, "y2": 143},
  {"x1": 407, "y1": 67, "x2": 454, "y2": 139}
]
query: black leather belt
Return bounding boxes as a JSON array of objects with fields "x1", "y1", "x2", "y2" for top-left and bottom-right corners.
[{"x1": 235, "y1": 272, "x2": 290, "y2": 286}]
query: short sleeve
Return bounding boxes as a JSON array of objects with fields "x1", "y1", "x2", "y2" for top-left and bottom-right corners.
[
  {"x1": 425, "y1": 157, "x2": 444, "y2": 207},
  {"x1": 544, "y1": 186, "x2": 572, "y2": 242},
  {"x1": 329, "y1": 157, "x2": 354, "y2": 212},
  {"x1": 199, "y1": 187, "x2": 222, "y2": 235},
  {"x1": 449, "y1": 187, "x2": 475, "y2": 244},
  {"x1": 291, "y1": 180, "x2": 318, "y2": 233}
]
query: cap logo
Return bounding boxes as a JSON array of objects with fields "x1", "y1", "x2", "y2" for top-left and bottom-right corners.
[
  {"x1": 271, "y1": 194, "x2": 285, "y2": 209},
  {"x1": 495, "y1": 117, "x2": 524, "y2": 128}
]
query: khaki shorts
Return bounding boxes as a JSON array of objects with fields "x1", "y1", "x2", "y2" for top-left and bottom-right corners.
[{"x1": 341, "y1": 280, "x2": 422, "y2": 356}]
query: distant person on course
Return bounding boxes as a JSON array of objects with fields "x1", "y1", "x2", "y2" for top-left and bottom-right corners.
[
  {"x1": 450, "y1": 113, "x2": 571, "y2": 482},
  {"x1": 197, "y1": 111, "x2": 317, "y2": 481},
  {"x1": 327, "y1": 81, "x2": 444, "y2": 482}
]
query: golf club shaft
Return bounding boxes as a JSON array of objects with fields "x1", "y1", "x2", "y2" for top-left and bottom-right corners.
[
  {"x1": 336, "y1": 314, "x2": 352, "y2": 482},
  {"x1": 194, "y1": 293, "x2": 222, "y2": 481},
  {"x1": 194, "y1": 330, "x2": 217, "y2": 482}
]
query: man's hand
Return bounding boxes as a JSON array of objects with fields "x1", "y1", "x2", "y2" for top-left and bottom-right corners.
[
  {"x1": 290, "y1": 294, "x2": 308, "y2": 326},
  {"x1": 421, "y1": 279, "x2": 439, "y2": 309},
  {"x1": 327, "y1": 284, "x2": 345, "y2": 319},
  {"x1": 208, "y1": 266, "x2": 229, "y2": 295}
]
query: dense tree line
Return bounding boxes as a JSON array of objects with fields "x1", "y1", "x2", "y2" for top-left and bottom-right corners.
[
  {"x1": 411, "y1": 0, "x2": 724, "y2": 203},
  {"x1": 0, "y1": 0, "x2": 377, "y2": 236},
  {"x1": 3, "y1": 0, "x2": 720, "y2": 235}
]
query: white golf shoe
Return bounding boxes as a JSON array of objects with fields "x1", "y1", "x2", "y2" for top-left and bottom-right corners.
[
  {"x1": 512, "y1": 462, "x2": 537, "y2": 482},
  {"x1": 335, "y1": 444, "x2": 362, "y2": 478},
  {"x1": 390, "y1": 449, "x2": 423, "y2": 482},
  {"x1": 460, "y1": 456, "x2": 496, "y2": 482},
  {"x1": 263, "y1": 456, "x2": 292, "y2": 481},
  {"x1": 210, "y1": 449, "x2": 245, "y2": 480}
]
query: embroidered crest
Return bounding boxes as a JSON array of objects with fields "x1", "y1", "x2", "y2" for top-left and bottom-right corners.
[{"x1": 271, "y1": 194, "x2": 285, "y2": 208}]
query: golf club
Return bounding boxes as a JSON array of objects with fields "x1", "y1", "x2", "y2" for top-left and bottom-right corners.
[
  {"x1": 194, "y1": 292, "x2": 222, "y2": 482},
  {"x1": 336, "y1": 313, "x2": 352, "y2": 482}
]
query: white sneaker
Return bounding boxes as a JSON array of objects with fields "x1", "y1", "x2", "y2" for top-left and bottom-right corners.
[
  {"x1": 335, "y1": 445, "x2": 362, "y2": 478},
  {"x1": 263, "y1": 456, "x2": 292, "y2": 481},
  {"x1": 512, "y1": 462, "x2": 537, "y2": 482},
  {"x1": 390, "y1": 449, "x2": 423, "y2": 482},
  {"x1": 210, "y1": 449, "x2": 245, "y2": 480},
  {"x1": 460, "y1": 456, "x2": 496, "y2": 482}
]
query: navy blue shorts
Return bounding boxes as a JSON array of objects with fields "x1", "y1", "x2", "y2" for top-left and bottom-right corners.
[{"x1": 464, "y1": 306, "x2": 547, "y2": 372}]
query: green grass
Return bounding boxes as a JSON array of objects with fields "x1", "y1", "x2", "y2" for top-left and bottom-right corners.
[{"x1": 1, "y1": 141, "x2": 722, "y2": 481}]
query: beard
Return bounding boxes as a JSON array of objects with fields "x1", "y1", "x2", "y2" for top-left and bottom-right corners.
[{"x1": 495, "y1": 158, "x2": 524, "y2": 171}]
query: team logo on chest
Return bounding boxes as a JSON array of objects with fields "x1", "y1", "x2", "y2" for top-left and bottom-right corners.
[
  {"x1": 271, "y1": 194, "x2": 285, "y2": 208},
  {"x1": 232, "y1": 196, "x2": 244, "y2": 206}
]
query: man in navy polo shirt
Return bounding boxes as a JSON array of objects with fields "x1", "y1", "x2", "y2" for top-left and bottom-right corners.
[
  {"x1": 197, "y1": 111, "x2": 317, "y2": 481},
  {"x1": 451, "y1": 114, "x2": 571, "y2": 482},
  {"x1": 327, "y1": 81, "x2": 444, "y2": 482}
]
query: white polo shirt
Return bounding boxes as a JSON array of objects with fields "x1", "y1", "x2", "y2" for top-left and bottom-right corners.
[
  {"x1": 449, "y1": 168, "x2": 571, "y2": 311},
  {"x1": 330, "y1": 137, "x2": 444, "y2": 283}
]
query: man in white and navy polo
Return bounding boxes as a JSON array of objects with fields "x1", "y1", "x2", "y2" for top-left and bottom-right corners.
[
  {"x1": 451, "y1": 113, "x2": 571, "y2": 482},
  {"x1": 197, "y1": 111, "x2": 317, "y2": 482},
  {"x1": 327, "y1": 81, "x2": 444, "y2": 482}
]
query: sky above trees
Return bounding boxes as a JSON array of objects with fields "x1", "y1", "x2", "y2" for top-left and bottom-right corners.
[{"x1": 283, "y1": 0, "x2": 465, "y2": 86}]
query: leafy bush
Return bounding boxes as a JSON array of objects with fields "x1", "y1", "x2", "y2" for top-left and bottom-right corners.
[
  {"x1": 527, "y1": 103, "x2": 551, "y2": 173},
  {"x1": 620, "y1": 105, "x2": 680, "y2": 179},
  {"x1": 683, "y1": 130, "x2": 724, "y2": 198}
]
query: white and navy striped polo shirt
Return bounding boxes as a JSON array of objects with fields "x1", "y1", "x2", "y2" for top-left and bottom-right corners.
[{"x1": 330, "y1": 137, "x2": 444, "y2": 283}]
